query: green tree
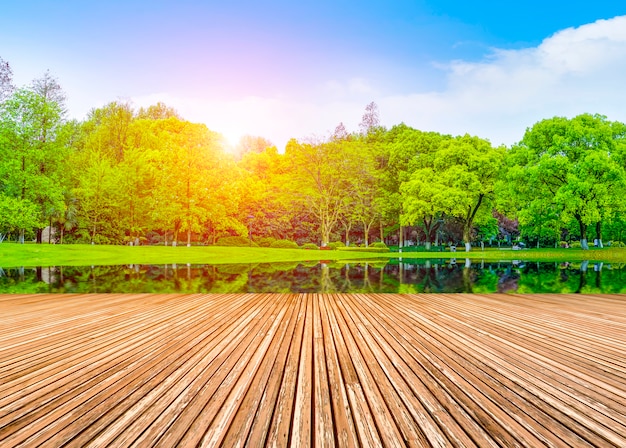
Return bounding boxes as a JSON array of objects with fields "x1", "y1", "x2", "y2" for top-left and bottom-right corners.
[
  {"x1": 402, "y1": 135, "x2": 504, "y2": 251},
  {"x1": 0, "y1": 82, "x2": 67, "y2": 243},
  {"x1": 0, "y1": 195, "x2": 41, "y2": 242},
  {"x1": 285, "y1": 138, "x2": 365, "y2": 246},
  {"x1": 506, "y1": 114, "x2": 626, "y2": 249},
  {"x1": 378, "y1": 124, "x2": 449, "y2": 248}
]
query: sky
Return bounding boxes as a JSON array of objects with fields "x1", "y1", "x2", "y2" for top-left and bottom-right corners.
[{"x1": 1, "y1": 1, "x2": 625, "y2": 150}]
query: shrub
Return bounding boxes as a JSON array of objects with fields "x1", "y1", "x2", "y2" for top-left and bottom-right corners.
[
  {"x1": 270, "y1": 239, "x2": 300, "y2": 249},
  {"x1": 337, "y1": 247, "x2": 390, "y2": 253},
  {"x1": 301, "y1": 243, "x2": 319, "y2": 250},
  {"x1": 370, "y1": 242, "x2": 388, "y2": 249},
  {"x1": 608, "y1": 241, "x2": 625, "y2": 247},
  {"x1": 215, "y1": 236, "x2": 259, "y2": 247},
  {"x1": 328, "y1": 241, "x2": 345, "y2": 250},
  {"x1": 570, "y1": 241, "x2": 582, "y2": 248},
  {"x1": 559, "y1": 241, "x2": 569, "y2": 248},
  {"x1": 256, "y1": 237, "x2": 277, "y2": 247}
]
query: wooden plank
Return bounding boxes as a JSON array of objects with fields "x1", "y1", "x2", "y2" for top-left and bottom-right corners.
[{"x1": 0, "y1": 292, "x2": 624, "y2": 448}]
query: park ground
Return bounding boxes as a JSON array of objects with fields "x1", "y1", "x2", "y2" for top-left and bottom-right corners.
[{"x1": 2, "y1": 243, "x2": 626, "y2": 268}]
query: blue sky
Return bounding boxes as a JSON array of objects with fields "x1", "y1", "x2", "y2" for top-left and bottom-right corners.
[{"x1": 1, "y1": 1, "x2": 625, "y2": 149}]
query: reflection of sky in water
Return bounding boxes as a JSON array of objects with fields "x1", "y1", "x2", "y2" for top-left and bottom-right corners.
[{"x1": 0, "y1": 261, "x2": 625, "y2": 294}]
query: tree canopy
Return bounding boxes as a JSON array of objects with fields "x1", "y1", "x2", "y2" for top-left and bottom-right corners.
[{"x1": 2, "y1": 58, "x2": 626, "y2": 250}]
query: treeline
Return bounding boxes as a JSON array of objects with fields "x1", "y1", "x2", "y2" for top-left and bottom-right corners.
[{"x1": 2, "y1": 58, "x2": 626, "y2": 250}]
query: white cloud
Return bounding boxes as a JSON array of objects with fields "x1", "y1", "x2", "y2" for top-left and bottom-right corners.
[
  {"x1": 131, "y1": 15, "x2": 626, "y2": 151},
  {"x1": 381, "y1": 15, "x2": 626, "y2": 145}
]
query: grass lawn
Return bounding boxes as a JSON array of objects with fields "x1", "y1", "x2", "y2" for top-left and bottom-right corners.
[{"x1": 2, "y1": 243, "x2": 626, "y2": 267}]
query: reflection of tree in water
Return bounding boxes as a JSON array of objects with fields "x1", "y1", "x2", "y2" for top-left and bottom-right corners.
[
  {"x1": 3, "y1": 260, "x2": 626, "y2": 293},
  {"x1": 497, "y1": 265, "x2": 520, "y2": 293},
  {"x1": 384, "y1": 260, "x2": 467, "y2": 293}
]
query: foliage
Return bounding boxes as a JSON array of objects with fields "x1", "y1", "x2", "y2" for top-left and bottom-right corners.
[
  {"x1": 337, "y1": 246, "x2": 390, "y2": 253},
  {"x1": 215, "y1": 236, "x2": 256, "y2": 247},
  {"x1": 255, "y1": 237, "x2": 277, "y2": 247},
  {"x1": 3, "y1": 57, "x2": 626, "y2": 255},
  {"x1": 505, "y1": 114, "x2": 626, "y2": 249},
  {"x1": 301, "y1": 243, "x2": 319, "y2": 250},
  {"x1": 270, "y1": 239, "x2": 300, "y2": 249}
]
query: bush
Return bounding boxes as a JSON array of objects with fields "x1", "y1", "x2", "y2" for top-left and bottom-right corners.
[
  {"x1": 609, "y1": 241, "x2": 625, "y2": 247},
  {"x1": 301, "y1": 243, "x2": 319, "y2": 250},
  {"x1": 570, "y1": 241, "x2": 582, "y2": 248},
  {"x1": 559, "y1": 241, "x2": 569, "y2": 248},
  {"x1": 337, "y1": 246, "x2": 390, "y2": 253},
  {"x1": 328, "y1": 241, "x2": 345, "y2": 250},
  {"x1": 270, "y1": 239, "x2": 300, "y2": 249},
  {"x1": 215, "y1": 236, "x2": 259, "y2": 247},
  {"x1": 256, "y1": 237, "x2": 277, "y2": 247},
  {"x1": 370, "y1": 242, "x2": 388, "y2": 249}
]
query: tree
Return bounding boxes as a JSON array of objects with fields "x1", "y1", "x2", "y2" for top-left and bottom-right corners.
[
  {"x1": 73, "y1": 153, "x2": 121, "y2": 243},
  {"x1": 380, "y1": 125, "x2": 448, "y2": 248},
  {"x1": 0, "y1": 195, "x2": 41, "y2": 243},
  {"x1": 233, "y1": 135, "x2": 273, "y2": 160},
  {"x1": 359, "y1": 101, "x2": 380, "y2": 135},
  {"x1": 402, "y1": 135, "x2": 504, "y2": 251},
  {"x1": 83, "y1": 101, "x2": 134, "y2": 162},
  {"x1": 151, "y1": 118, "x2": 227, "y2": 246},
  {"x1": 136, "y1": 102, "x2": 179, "y2": 120},
  {"x1": 285, "y1": 138, "x2": 355, "y2": 246},
  {"x1": 332, "y1": 122, "x2": 350, "y2": 141},
  {"x1": 344, "y1": 140, "x2": 380, "y2": 246},
  {"x1": 0, "y1": 56, "x2": 14, "y2": 103},
  {"x1": 506, "y1": 114, "x2": 626, "y2": 249},
  {"x1": 0, "y1": 85, "x2": 67, "y2": 243}
]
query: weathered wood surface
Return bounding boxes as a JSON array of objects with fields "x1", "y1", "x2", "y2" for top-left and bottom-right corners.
[{"x1": 1, "y1": 293, "x2": 625, "y2": 447}]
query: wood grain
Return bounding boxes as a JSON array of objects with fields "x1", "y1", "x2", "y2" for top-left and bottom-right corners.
[{"x1": 1, "y1": 293, "x2": 624, "y2": 447}]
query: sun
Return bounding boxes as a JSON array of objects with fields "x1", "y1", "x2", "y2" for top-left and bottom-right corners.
[{"x1": 221, "y1": 130, "x2": 244, "y2": 155}]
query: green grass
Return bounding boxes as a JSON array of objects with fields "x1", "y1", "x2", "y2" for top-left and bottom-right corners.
[{"x1": 1, "y1": 243, "x2": 626, "y2": 267}]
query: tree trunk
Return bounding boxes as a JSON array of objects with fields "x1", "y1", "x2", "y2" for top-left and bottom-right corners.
[
  {"x1": 576, "y1": 260, "x2": 589, "y2": 293},
  {"x1": 595, "y1": 222, "x2": 603, "y2": 248},
  {"x1": 362, "y1": 221, "x2": 373, "y2": 247},
  {"x1": 36, "y1": 228, "x2": 42, "y2": 244},
  {"x1": 321, "y1": 226, "x2": 330, "y2": 247},
  {"x1": 462, "y1": 260, "x2": 472, "y2": 292},
  {"x1": 463, "y1": 226, "x2": 471, "y2": 252},
  {"x1": 399, "y1": 224, "x2": 404, "y2": 251},
  {"x1": 187, "y1": 229, "x2": 191, "y2": 247},
  {"x1": 578, "y1": 218, "x2": 589, "y2": 250},
  {"x1": 379, "y1": 221, "x2": 384, "y2": 243}
]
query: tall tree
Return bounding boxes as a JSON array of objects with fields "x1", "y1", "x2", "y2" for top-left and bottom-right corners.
[
  {"x1": 359, "y1": 101, "x2": 380, "y2": 135},
  {"x1": 0, "y1": 84, "x2": 67, "y2": 243},
  {"x1": 402, "y1": 134, "x2": 504, "y2": 251},
  {"x1": 285, "y1": 138, "x2": 355, "y2": 246},
  {"x1": 379, "y1": 125, "x2": 448, "y2": 248},
  {"x1": 506, "y1": 114, "x2": 626, "y2": 249},
  {"x1": 0, "y1": 56, "x2": 14, "y2": 103}
]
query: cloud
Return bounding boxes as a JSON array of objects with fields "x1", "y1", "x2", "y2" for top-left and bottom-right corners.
[
  {"x1": 381, "y1": 15, "x2": 626, "y2": 145},
  {"x1": 131, "y1": 16, "x2": 626, "y2": 151}
]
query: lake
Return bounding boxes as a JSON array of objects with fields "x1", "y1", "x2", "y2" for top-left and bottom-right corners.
[{"x1": 1, "y1": 259, "x2": 625, "y2": 294}]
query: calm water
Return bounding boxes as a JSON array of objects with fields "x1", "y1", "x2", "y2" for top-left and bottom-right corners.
[{"x1": 1, "y1": 259, "x2": 625, "y2": 294}]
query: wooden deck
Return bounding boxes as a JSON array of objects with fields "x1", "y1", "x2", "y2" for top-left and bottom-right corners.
[{"x1": 1, "y1": 293, "x2": 625, "y2": 447}]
